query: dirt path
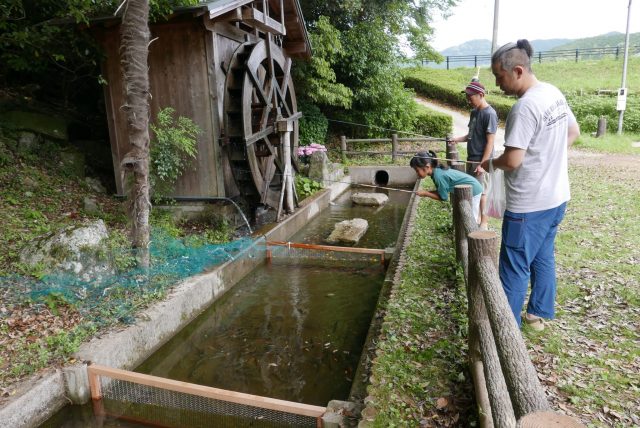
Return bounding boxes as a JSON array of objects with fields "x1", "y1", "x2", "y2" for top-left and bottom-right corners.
[{"x1": 415, "y1": 96, "x2": 505, "y2": 152}]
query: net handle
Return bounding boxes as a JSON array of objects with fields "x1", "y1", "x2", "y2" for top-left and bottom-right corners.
[
  {"x1": 265, "y1": 241, "x2": 386, "y2": 265},
  {"x1": 87, "y1": 363, "x2": 326, "y2": 418}
]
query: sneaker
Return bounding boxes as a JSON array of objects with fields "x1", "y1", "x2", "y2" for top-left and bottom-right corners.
[{"x1": 524, "y1": 313, "x2": 545, "y2": 332}]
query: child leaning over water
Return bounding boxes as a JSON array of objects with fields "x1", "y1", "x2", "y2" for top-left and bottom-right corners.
[{"x1": 410, "y1": 151, "x2": 483, "y2": 224}]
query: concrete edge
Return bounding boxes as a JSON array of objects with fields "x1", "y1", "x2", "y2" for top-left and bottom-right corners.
[
  {"x1": 348, "y1": 180, "x2": 421, "y2": 402},
  {"x1": 0, "y1": 370, "x2": 67, "y2": 428}
]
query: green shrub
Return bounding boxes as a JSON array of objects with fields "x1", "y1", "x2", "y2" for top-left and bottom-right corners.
[
  {"x1": 413, "y1": 103, "x2": 452, "y2": 138},
  {"x1": 403, "y1": 66, "x2": 640, "y2": 134},
  {"x1": 150, "y1": 107, "x2": 201, "y2": 199},
  {"x1": 299, "y1": 100, "x2": 328, "y2": 146},
  {"x1": 295, "y1": 175, "x2": 323, "y2": 199}
]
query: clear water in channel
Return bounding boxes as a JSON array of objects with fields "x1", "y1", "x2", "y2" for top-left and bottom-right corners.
[{"x1": 41, "y1": 187, "x2": 411, "y2": 427}]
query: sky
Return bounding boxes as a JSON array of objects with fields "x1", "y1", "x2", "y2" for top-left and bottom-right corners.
[{"x1": 430, "y1": 0, "x2": 640, "y2": 51}]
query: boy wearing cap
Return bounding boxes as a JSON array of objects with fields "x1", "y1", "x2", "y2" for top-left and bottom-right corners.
[{"x1": 448, "y1": 80, "x2": 498, "y2": 229}]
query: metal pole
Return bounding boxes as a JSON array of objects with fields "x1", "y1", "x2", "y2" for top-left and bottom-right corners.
[
  {"x1": 618, "y1": 0, "x2": 633, "y2": 134},
  {"x1": 491, "y1": 0, "x2": 499, "y2": 54}
]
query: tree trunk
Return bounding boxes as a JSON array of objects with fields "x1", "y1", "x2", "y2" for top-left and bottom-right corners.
[
  {"x1": 120, "y1": 0, "x2": 151, "y2": 267},
  {"x1": 467, "y1": 230, "x2": 516, "y2": 427},
  {"x1": 468, "y1": 231, "x2": 550, "y2": 419}
]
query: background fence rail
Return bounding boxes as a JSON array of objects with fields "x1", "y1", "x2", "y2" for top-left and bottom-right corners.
[{"x1": 422, "y1": 45, "x2": 640, "y2": 69}]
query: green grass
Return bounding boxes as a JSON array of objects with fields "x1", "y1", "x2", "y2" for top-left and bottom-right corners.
[
  {"x1": 365, "y1": 144, "x2": 639, "y2": 426},
  {"x1": 403, "y1": 57, "x2": 640, "y2": 134},
  {"x1": 366, "y1": 198, "x2": 476, "y2": 427},
  {"x1": 408, "y1": 57, "x2": 640, "y2": 99},
  {"x1": 521, "y1": 157, "x2": 640, "y2": 426},
  {"x1": 573, "y1": 133, "x2": 640, "y2": 154}
]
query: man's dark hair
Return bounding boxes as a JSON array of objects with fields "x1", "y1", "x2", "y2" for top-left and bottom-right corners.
[{"x1": 492, "y1": 39, "x2": 533, "y2": 72}]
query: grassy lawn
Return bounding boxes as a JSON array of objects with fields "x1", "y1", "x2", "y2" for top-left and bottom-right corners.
[
  {"x1": 528, "y1": 151, "x2": 640, "y2": 426},
  {"x1": 366, "y1": 142, "x2": 639, "y2": 426},
  {"x1": 365, "y1": 197, "x2": 475, "y2": 427}
]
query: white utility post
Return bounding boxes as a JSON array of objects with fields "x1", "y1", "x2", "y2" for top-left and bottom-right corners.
[
  {"x1": 617, "y1": 0, "x2": 633, "y2": 134},
  {"x1": 491, "y1": 0, "x2": 499, "y2": 54}
]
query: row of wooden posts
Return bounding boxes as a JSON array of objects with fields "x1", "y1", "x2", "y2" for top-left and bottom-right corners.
[
  {"x1": 340, "y1": 135, "x2": 468, "y2": 170},
  {"x1": 451, "y1": 186, "x2": 584, "y2": 428}
]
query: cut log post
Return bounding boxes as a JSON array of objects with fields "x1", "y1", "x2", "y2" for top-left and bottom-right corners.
[
  {"x1": 596, "y1": 116, "x2": 607, "y2": 138},
  {"x1": 340, "y1": 136, "x2": 347, "y2": 163},
  {"x1": 446, "y1": 141, "x2": 458, "y2": 168},
  {"x1": 391, "y1": 133, "x2": 398, "y2": 163},
  {"x1": 518, "y1": 411, "x2": 586, "y2": 427},
  {"x1": 467, "y1": 229, "x2": 516, "y2": 427},
  {"x1": 468, "y1": 231, "x2": 550, "y2": 419},
  {"x1": 453, "y1": 185, "x2": 477, "y2": 272}
]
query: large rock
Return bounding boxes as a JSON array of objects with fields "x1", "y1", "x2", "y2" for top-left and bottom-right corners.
[
  {"x1": 308, "y1": 151, "x2": 330, "y2": 183},
  {"x1": 326, "y1": 218, "x2": 368, "y2": 245},
  {"x1": 351, "y1": 192, "x2": 388, "y2": 206},
  {"x1": 0, "y1": 110, "x2": 68, "y2": 140},
  {"x1": 20, "y1": 220, "x2": 114, "y2": 281}
]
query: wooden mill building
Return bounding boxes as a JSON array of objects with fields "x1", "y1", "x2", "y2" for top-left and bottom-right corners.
[{"x1": 91, "y1": 0, "x2": 311, "y2": 215}]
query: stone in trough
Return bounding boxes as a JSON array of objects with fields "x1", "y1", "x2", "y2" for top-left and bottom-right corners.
[
  {"x1": 326, "y1": 218, "x2": 368, "y2": 244},
  {"x1": 351, "y1": 192, "x2": 388, "y2": 206}
]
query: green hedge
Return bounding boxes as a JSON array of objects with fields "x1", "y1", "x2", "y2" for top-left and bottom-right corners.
[
  {"x1": 403, "y1": 74, "x2": 514, "y2": 122},
  {"x1": 403, "y1": 67, "x2": 640, "y2": 134},
  {"x1": 413, "y1": 103, "x2": 452, "y2": 138}
]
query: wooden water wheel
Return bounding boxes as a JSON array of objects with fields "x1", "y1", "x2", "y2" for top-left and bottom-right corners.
[{"x1": 223, "y1": 37, "x2": 300, "y2": 212}]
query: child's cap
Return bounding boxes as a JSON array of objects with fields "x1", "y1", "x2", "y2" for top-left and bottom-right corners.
[{"x1": 462, "y1": 81, "x2": 486, "y2": 96}]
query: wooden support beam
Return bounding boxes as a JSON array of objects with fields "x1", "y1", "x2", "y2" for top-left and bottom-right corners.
[{"x1": 242, "y1": 8, "x2": 285, "y2": 35}]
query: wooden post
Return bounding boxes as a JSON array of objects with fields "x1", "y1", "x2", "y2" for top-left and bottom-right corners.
[
  {"x1": 468, "y1": 231, "x2": 551, "y2": 419},
  {"x1": 391, "y1": 133, "x2": 398, "y2": 163},
  {"x1": 519, "y1": 412, "x2": 586, "y2": 427},
  {"x1": 453, "y1": 185, "x2": 475, "y2": 267},
  {"x1": 277, "y1": 118, "x2": 295, "y2": 217},
  {"x1": 340, "y1": 135, "x2": 347, "y2": 163},
  {"x1": 596, "y1": 116, "x2": 607, "y2": 138},
  {"x1": 446, "y1": 141, "x2": 458, "y2": 168},
  {"x1": 467, "y1": 230, "x2": 516, "y2": 428}
]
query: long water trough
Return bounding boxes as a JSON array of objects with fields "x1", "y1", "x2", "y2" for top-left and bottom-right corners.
[{"x1": 16, "y1": 167, "x2": 419, "y2": 428}]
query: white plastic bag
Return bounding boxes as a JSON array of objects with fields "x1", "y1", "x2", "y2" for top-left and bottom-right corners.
[{"x1": 485, "y1": 161, "x2": 506, "y2": 219}]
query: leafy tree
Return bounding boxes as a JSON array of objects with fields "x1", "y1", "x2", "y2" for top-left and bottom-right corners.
[
  {"x1": 337, "y1": 20, "x2": 417, "y2": 136},
  {"x1": 296, "y1": 0, "x2": 457, "y2": 137},
  {"x1": 292, "y1": 16, "x2": 352, "y2": 109},
  {"x1": 299, "y1": 0, "x2": 456, "y2": 62}
]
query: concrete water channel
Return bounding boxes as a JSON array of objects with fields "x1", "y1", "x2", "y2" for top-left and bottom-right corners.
[{"x1": 12, "y1": 167, "x2": 419, "y2": 428}]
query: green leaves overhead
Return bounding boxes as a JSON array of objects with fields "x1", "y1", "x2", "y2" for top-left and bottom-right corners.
[{"x1": 295, "y1": 0, "x2": 457, "y2": 138}]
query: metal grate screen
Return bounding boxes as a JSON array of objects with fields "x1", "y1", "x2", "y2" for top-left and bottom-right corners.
[{"x1": 89, "y1": 365, "x2": 323, "y2": 428}]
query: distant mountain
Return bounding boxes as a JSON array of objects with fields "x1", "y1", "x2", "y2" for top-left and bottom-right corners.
[
  {"x1": 551, "y1": 32, "x2": 640, "y2": 50},
  {"x1": 440, "y1": 38, "x2": 572, "y2": 57},
  {"x1": 441, "y1": 39, "x2": 491, "y2": 57}
]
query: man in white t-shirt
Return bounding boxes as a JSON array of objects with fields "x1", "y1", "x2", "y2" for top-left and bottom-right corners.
[{"x1": 480, "y1": 39, "x2": 580, "y2": 331}]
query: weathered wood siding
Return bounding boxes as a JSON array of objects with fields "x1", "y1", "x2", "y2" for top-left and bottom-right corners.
[{"x1": 97, "y1": 20, "x2": 224, "y2": 197}]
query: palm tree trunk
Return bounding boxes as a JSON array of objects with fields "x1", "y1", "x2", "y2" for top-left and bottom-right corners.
[{"x1": 120, "y1": 0, "x2": 151, "y2": 267}]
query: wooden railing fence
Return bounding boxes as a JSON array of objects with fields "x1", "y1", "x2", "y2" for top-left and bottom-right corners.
[
  {"x1": 340, "y1": 135, "x2": 469, "y2": 171},
  {"x1": 452, "y1": 185, "x2": 584, "y2": 428}
]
